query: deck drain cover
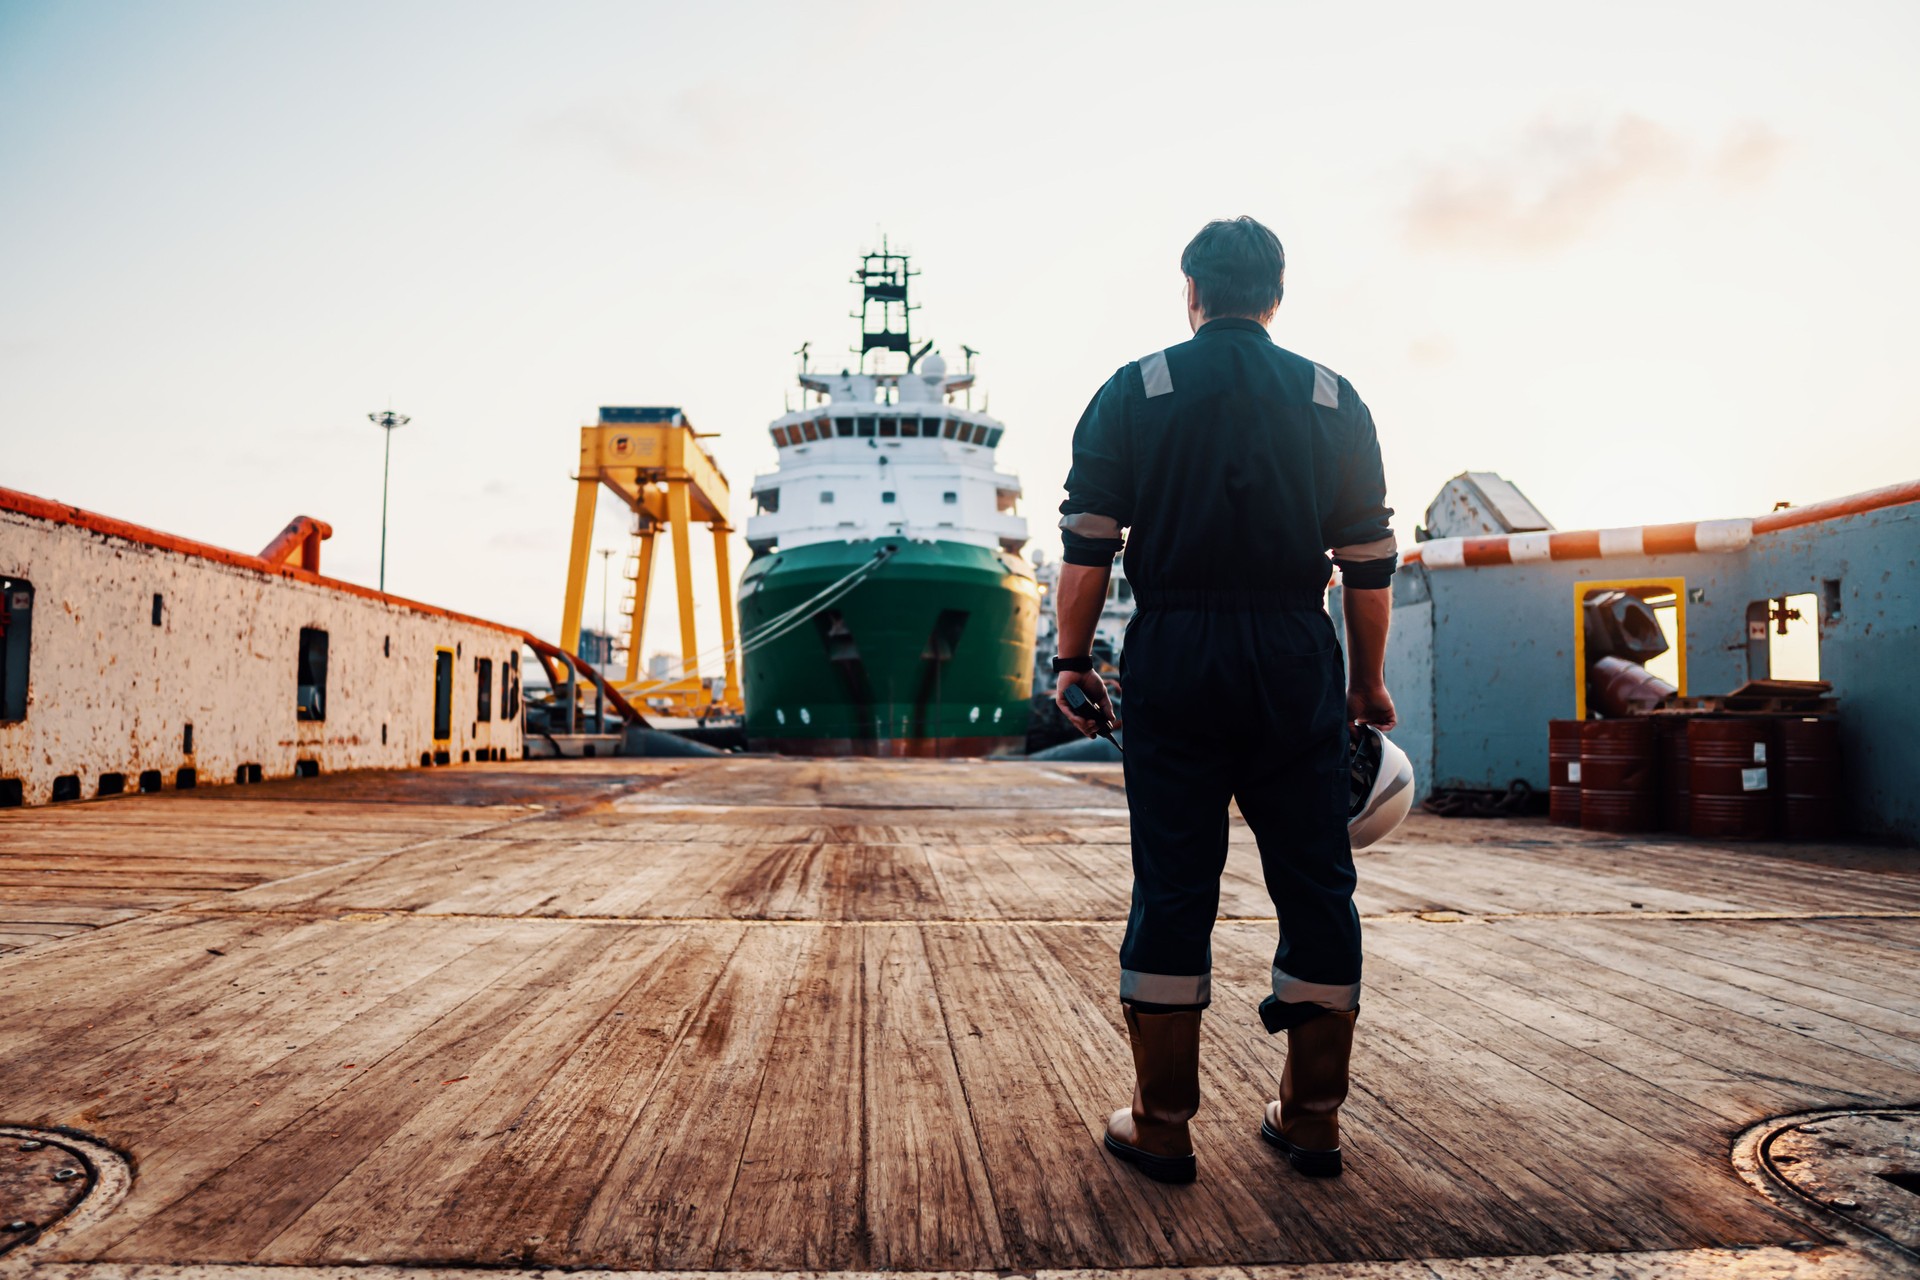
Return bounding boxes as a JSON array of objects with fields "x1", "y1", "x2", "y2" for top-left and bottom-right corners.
[
  {"x1": 1764, "y1": 1110, "x2": 1920, "y2": 1253},
  {"x1": 0, "y1": 1126, "x2": 131, "y2": 1256}
]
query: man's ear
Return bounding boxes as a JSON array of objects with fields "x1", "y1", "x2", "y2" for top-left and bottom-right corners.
[{"x1": 1185, "y1": 277, "x2": 1200, "y2": 313}]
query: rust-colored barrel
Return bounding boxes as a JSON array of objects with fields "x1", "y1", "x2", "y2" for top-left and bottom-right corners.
[
  {"x1": 1778, "y1": 716, "x2": 1843, "y2": 840},
  {"x1": 1689, "y1": 718, "x2": 1777, "y2": 839},
  {"x1": 1580, "y1": 719, "x2": 1659, "y2": 833},
  {"x1": 1548, "y1": 720, "x2": 1583, "y2": 825},
  {"x1": 1655, "y1": 717, "x2": 1692, "y2": 833}
]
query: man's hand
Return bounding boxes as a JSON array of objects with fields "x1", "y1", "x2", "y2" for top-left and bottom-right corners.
[
  {"x1": 1347, "y1": 680, "x2": 1397, "y2": 731},
  {"x1": 1055, "y1": 671, "x2": 1120, "y2": 738}
]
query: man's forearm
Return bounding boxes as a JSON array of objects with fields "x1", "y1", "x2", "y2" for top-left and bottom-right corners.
[
  {"x1": 1055, "y1": 562, "x2": 1112, "y2": 657},
  {"x1": 1342, "y1": 586, "x2": 1391, "y2": 688}
]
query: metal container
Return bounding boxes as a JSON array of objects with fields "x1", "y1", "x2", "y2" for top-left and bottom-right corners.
[
  {"x1": 1548, "y1": 719, "x2": 1583, "y2": 826},
  {"x1": 1689, "y1": 718, "x2": 1777, "y2": 839},
  {"x1": 1588, "y1": 655, "x2": 1678, "y2": 718},
  {"x1": 1778, "y1": 716, "x2": 1843, "y2": 841},
  {"x1": 1579, "y1": 718, "x2": 1659, "y2": 833},
  {"x1": 1656, "y1": 716, "x2": 1693, "y2": 833}
]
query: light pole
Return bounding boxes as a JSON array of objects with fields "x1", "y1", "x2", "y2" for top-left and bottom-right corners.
[
  {"x1": 368, "y1": 411, "x2": 410, "y2": 592},
  {"x1": 597, "y1": 547, "x2": 616, "y2": 669}
]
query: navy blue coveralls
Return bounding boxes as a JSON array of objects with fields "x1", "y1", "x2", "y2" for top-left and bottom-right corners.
[{"x1": 1058, "y1": 317, "x2": 1397, "y2": 1029}]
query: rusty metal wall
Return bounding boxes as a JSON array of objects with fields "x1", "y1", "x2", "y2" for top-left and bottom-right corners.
[{"x1": 0, "y1": 509, "x2": 525, "y2": 805}]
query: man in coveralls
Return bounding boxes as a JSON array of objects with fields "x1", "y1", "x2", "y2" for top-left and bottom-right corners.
[{"x1": 1053, "y1": 216, "x2": 1398, "y2": 1184}]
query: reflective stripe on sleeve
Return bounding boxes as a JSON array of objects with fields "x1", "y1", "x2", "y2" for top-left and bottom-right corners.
[
  {"x1": 1312, "y1": 363, "x2": 1340, "y2": 408},
  {"x1": 1120, "y1": 969, "x2": 1210, "y2": 1006},
  {"x1": 1272, "y1": 965, "x2": 1359, "y2": 1012},
  {"x1": 1059, "y1": 512, "x2": 1123, "y2": 540},
  {"x1": 1139, "y1": 350, "x2": 1174, "y2": 399},
  {"x1": 1331, "y1": 534, "x2": 1397, "y2": 563}
]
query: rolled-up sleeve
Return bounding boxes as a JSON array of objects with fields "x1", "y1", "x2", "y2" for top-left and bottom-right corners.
[
  {"x1": 1323, "y1": 389, "x2": 1397, "y2": 589},
  {"x1": 1058, "y1": 368, "x2": 1133, "y2": 566}
]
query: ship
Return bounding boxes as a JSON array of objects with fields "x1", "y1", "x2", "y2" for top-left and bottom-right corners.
[{"x1": 736, "y1": 244, "x2": 1039, "y2": 756}]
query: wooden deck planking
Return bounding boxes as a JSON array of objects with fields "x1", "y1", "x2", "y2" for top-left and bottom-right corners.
[
  {"x1": 0, "y1": 760, "x2": 1915, "y2": 1274},
  {"x1": 859, "y1": 923, "x2": 1007, "y2": 1269}
]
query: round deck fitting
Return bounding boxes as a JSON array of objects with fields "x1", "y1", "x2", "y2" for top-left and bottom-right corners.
[
  {"x1": 1734, "y1": 1107, "x2": 1920, "y2": 1263},
  {"x1": 0, "y1": 1126, "x2": 132, "y2": 1257}
]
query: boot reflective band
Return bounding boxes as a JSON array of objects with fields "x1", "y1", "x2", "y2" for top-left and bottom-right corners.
[{"x1": 1121, "y1": 969, "x2": 1210, "y2": 1006}]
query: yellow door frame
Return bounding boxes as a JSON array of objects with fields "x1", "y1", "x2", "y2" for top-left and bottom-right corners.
[{"x1": 1573, "y1": 577, "x2": 1688, "y2": 720}]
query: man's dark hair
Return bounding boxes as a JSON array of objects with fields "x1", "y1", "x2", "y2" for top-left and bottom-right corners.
[{"x1": 1180, "y1": 216, "x2": 1285, "y2": 319}]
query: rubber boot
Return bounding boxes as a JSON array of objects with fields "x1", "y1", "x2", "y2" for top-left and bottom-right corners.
[
  {"x1": 1259, "y1": 1007, "x2": 1357, "y2": 1177},
  {"x1": 1103, "y1": 1004, "x2": 1200, "y2": 1184}
]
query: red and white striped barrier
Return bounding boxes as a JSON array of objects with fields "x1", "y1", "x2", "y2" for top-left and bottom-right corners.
[{"x1": 1404, "y1": 478, "x2": 1920, "y2": 570}]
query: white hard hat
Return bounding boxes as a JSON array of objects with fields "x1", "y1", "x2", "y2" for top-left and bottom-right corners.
[{"x1": 1348, "y1": 724, "x2": 1415, "y2": 849}]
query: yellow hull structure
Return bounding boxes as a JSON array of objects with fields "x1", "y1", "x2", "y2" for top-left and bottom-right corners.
[{"x1": 558, "y1": 407, "x2": 742, "y2": 718}]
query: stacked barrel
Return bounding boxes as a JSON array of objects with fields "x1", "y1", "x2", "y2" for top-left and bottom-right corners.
[{"x1": 1549, "y1": 713, "x2": 1843, "y2": 839}]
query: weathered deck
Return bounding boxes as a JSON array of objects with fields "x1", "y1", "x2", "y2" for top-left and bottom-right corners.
[{"x1": 1, "y1": 758, "x2": 1916, "y2": 1277}]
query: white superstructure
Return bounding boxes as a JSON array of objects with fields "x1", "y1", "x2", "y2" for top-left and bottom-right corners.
[{"x1": 745, "y1": 351, "x2": 1027, "y2": 556}]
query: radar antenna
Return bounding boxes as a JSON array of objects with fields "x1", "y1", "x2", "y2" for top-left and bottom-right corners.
[
  {"x1": 960, "y1": 344, "x2": 979, "y2": 373},
  {"x1": 850, "y1": 235, "x2": 919, "y2": 372}
]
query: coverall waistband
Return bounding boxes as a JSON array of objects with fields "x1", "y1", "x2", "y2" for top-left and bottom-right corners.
[{"x1": 1131, "y1": 586, "x2": 1326, "y2": 611}]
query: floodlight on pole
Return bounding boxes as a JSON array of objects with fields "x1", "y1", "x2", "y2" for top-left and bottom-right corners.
[{"x1": 368, "y1": 410, "x2": 410, "y2": 592}]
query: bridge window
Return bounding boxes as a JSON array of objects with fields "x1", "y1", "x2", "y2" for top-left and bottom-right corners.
[
  {"x1": 943, "y1": 418, "x2": 960, "y2": 439},
  {"x1": 879, "y1": 418, "x2": 898, "y2": 438},
  {"x1": 755, "y1": 489, "x2": 780, "y2": 514},
  {"x1": 835, "y1": 418, "x2": 854, "y2": 438},
  {"x1": 986, "y1": 427, "x2": 1004, "y2": 447},
  {"x1": 901, "y1": 417, "x2": 919, "y2": 437},
  {"x1": 857, "y1": 417, "x2": 877, "y2": 437}
]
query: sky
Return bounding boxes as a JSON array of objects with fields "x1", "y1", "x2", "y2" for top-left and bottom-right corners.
[{"x1": 3, "y1": 0, "x2": 1918, "y2": 655}]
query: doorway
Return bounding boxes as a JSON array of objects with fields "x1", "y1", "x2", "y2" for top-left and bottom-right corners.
[
  {"x1": 433, "y1": 648, "x2": 454, "y2": 745},
  {"x1": 1747, "y1": 593, "x2": 1821, "y2": 681}
]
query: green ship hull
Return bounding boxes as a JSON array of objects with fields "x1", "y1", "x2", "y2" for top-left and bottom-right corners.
[{"x1": 738, "y1": 539, "x2": 1039, "y2": 756}]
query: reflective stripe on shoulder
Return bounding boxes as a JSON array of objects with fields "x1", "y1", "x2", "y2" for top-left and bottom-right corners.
[
  {"x1": 1312, "y1": 363, "x2": 1340, "y2": 409},
  {"x1": 1139, "y1": 350, "x2": 1173, "y2": 398}
]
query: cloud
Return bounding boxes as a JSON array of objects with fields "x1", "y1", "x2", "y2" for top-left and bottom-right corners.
[
  {"x1": 529, "y1": 84, "x2": 770, "y2": 179},
  {"x1": 1405, "y1": 116, "x2": 1787, "y2": 254},
  {"x1": 1713, "y1": 121, "x2": 1789, "y2": 189}
]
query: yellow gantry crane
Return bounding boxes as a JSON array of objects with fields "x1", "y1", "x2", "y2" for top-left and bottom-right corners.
[{"x1": 558, "y1": 407, "x2": 742, "y2": 717}]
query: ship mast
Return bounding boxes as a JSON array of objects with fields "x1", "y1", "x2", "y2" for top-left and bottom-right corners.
[{"x1": 852, "y1": 237, "x2": 932, "y2": 376}]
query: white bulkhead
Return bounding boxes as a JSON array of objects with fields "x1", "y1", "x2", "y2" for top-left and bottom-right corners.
[{"x1": 746, "y1": 352, "x2": 1027, "y2": 556}]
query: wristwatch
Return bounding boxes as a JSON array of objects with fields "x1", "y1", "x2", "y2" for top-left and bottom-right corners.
[{"x1": 1051, "y1": 655, "x2": 1094, "y2": 674}]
